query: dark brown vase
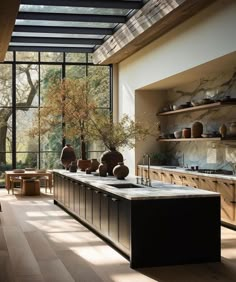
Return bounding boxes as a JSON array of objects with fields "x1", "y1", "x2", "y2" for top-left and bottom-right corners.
[
  {"x1": 182, "y1": 128, "x2": 191, "y2": 138},
  {"x1": 191, "y1": 121, "x2": 203, "y2": 138},
  {"x1": 98, "y1": 161, "x2": 107, "y2": 177},
  {"x1": 60, "y1": 144, "x2": 76, "y2": 170},
  {"x1": 77, "y1": 159, "x2": 91, "y2": 171},
  {"x1": 69, "y1": 161, "x2": 77, "y2": 172},
  {"x1": 100, "y1": 147, "x2": 124, "y2": 176},
  {"x1": 113, "y1": 162, "x2": 129, "y2": 180}
]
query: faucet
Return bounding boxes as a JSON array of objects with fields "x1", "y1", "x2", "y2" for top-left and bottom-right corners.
[{"x1": 143, "y1": 154, "x2": 152, "y2": 187}]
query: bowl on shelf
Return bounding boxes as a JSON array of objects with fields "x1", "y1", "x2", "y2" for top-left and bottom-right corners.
[{"x1": 174, "y1": 130, "x2": 182, "y2": 139}]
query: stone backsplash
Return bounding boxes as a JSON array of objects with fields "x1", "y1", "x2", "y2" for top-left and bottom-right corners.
[{"x1": 157, "y1": 68, "x2": 236, "y2": 171}]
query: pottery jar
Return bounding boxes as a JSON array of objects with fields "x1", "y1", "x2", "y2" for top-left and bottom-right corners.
[
  {"x1": 191, "y1": 121, "x2": 203, "y2": 138},
  {"x1": 98, "y1": 161, "x2": 107, "y2": 177},
  {"x1": 229, "y1": 122, "x2": 236, "y2": 136},
  {"x1": 182, "y1": 128, "x2": 191, "y2": 138},
  {"x1": 113, "y1": 162, "x2": 129, "y2": 180},
  {"x1": 219, "y1": 124, "x2": 227, "y2": 138}
]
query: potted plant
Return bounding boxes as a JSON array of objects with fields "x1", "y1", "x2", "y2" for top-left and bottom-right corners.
[
  {"x1": 89, "y1": 113, "x2": 153, "y2": 175},
  {"x1": 30, "y1": 77, "x2": 96, "y2": 171}
]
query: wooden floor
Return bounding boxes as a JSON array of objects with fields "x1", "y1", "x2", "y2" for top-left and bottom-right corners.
[{"x1": 0, "y1": 189, "x2": 236, "y2": 282}]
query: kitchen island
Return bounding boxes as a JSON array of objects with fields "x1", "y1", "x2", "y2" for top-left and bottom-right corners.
[{"x1": 53, "y1": 169, "x2": 221, "y2": 268}]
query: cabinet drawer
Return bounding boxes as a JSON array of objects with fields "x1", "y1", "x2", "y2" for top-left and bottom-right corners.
[
  {"x1": 221, "y1": 198, "x2": 235, "y2": 222},
  {"x1": 171, "y1": 172, "x2": 183, "y2": 185},
  {"x1": 182, "y1": 175, "x2": 199, "y2": 188},
  {"x1": 198, "y1": 176, "x2": 217, "y2": 192},
  {"x1": 150, "y1": 169, "x2": 162, "y2": 181},
  {"x1": 217, "y1": 180, "x2": 235, "y2": 202}
]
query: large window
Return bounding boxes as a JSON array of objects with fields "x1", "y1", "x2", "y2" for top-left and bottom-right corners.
[{"x1": 0, "y1": 52, "x2": 111, "y2": 187}]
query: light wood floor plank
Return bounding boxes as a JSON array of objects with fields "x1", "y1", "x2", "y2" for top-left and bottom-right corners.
[{"x1": 1, "y1": 188, "x2": 236, "y2": 282}]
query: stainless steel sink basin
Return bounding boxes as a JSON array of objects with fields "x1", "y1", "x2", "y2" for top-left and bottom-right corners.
[{"x1": 107, "y1": 183, "x2": 145, "y2": 189}]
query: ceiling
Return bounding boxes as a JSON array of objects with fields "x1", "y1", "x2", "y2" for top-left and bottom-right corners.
[{"x1": 8, "y1": 0, "x2": 147, "y2": 54}]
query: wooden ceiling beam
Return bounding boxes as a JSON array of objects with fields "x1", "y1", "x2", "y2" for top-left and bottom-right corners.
[
  {"x1": 0, "y1": 0, "x2": 20, "y2": 61},
  {"x1": 93, "y1": 0, "x2": 218, "y2": 65}
]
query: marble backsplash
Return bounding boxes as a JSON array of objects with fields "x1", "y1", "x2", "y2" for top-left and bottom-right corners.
[{"x1": 157, "y1": 68, "x2": 236, "y2": 172}]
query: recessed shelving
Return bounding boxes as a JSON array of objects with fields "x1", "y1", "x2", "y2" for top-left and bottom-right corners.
[
  {"x1": 157, "y1": 101, "x2": 236, "y2": 116},
  {"x1": 158, "y1": 137, "x2": 236, "y2": 142}
]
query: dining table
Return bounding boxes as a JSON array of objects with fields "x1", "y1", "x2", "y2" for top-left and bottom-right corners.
[{"x1": 5, "y1": 170, "x2": 53, "y2": 194}]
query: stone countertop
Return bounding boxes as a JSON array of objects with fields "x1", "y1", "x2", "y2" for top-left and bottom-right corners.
[
  {"x1": 138, "y1": 165, "x2": 236, "y2": 181},
  {"x1": 54, "y1": 169, "x2": 219, "y2": 201}
]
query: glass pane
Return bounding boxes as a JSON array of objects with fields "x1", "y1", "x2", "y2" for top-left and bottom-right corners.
[
  {"x1": 13, "y1": 32, "x2": 104, "y2": 39},
  {"x1": 40, "y1": 152, "x2": 62, "y2": 169},
  {"x1": 88, "y1": 66, "x2": 110, "y2": 107},
  {"x1": 40, "y1": 131, "x2": 63, "y2": 153},
  {"x1": 16, "y1": 20, "x2": 116, "y2": 29},
  {"x1": 66, "y1": 65, "x2": 86, "y2": 79},
  {"x1": 16, "y1": 108, "x2": 39, "y2": 152},
  {"x1": 20, "y1": 5, "x2": 130, "y2": 16},
  {"x1": 0, "y1": 152, "x2": 12, "y2": 187},
  {"x1": 11, "y1": 42, "x2": 93, "y2": 48},
  {"x1": 16, "y1": 64, "x2": 39, "y2": 107},
  {"x1": 16, "y1": 51, "x2": 38, "y2": 62},
  {"x1": 65, "y1": 53, "x2": 86, "y2": 63},
  {"x1": 16, "y1": 152, "x2": 38, "y2": 168},
  {"x1": 40, "y1": 52, "x2": 63, "y2": 62},
  {"x1": 4, "y1": 52, "x2": 13, "y2": 61},
  {"x1": 88, "y1": 53, "x2": 93, "y2": 63},
  {"x1": 88, "y1": 140, "x2": 106, "y2": 160},
  {"x1": 40, "y1": 65, "x2": 62, "y2": 104},
  {"x1": 0, "y1": 64, "x2": 12, "y2": 106}
]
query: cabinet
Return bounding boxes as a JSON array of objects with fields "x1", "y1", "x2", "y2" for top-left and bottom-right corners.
[
  {"x1": 156, "y1": 101, "x2": 236, "y2": 142},
  {"x1": 53, "y1": 171, "x2": 220, "y2": 268},
  {"x1": 137, "y1": 166, "x2": 236, "y2": 228}
]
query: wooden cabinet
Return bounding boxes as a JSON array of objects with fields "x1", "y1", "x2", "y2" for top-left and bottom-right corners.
[
  {"x1": 150, "y1": 169, "x2": 162, "y2": 181},
  {"x1": 92, "y1": 189, "x2": 101, "y2": 230},
  {"x1": 216, "y1": 179, "x2": 235, "y2": 223},
  {"x1": 198, "y1": 176, "x2": 218, "y2": 192},
  {"x1": 100, "y1": 192, "x2": 109, "y2": 236},
  {"x1": 182, "y1": 174, "x2": 199, "y2": 188},
  {"x1": 160, "y1": 170, "x2": 172, "y2": 184}
]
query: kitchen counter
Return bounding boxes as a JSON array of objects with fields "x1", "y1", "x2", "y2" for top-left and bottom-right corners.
[
  {"x1": 139, "y1": 165, "x2": 236, "y2": 180},
  {"x1": 53, "y1": 169, "x2": 221, "y2": 268},
  {"x1": 55, "y1": 169, "x2": 219, "y2": 200}
]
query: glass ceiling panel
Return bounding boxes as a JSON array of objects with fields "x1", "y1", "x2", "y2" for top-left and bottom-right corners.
[
  {"x1": 15, "y1": 19, "x2": 116, "y2": 29},
  {"x1": 12, "y1": 32, "x2": 104, "y2": 39},
  {"x1": 20, "y1": 5, "x2": 130, "y2": 16},
  {"x1": 10, "y1": 43, "x2": 94, "y2": 48}
]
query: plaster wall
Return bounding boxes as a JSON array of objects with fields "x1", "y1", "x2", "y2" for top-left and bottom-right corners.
[{"x1": 118, "y1": 0, "x2": 236, "y2": 175}]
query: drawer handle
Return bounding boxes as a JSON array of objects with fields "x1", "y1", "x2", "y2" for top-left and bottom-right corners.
[
  {"x1": 170, "y1": 174, "x2": 173, "y2": 177},
  {"x1": 153, "y1": 171, "x2": 158, "y2": 174},
  {"x1": 111, "y1": 198, "x2": 119, "y2": 202},
  {"x1": 179, "y1": 176, "x2": 182, "y2": 179},
  {"x1": 182, "y1": 176, "x2": 186, "y2": 179},
  {"x1": 103, "y1": 194, "x2": 108, "y2": 197},
  {"x1": 224, "y1": 182, "x2": 229, "y2": 186},
  {"x1": 95, "y1": 190, "x2": 101, "y2": 194},
  {"x1": 212, "y1": 180, "x2": 218, "y2": 184},
  {"x1": 230, "y1": 201, "x2": 236, "y2": 203}
]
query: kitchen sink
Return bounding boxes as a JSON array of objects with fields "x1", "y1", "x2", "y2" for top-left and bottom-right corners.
[{"x1": 107, "y1": 183, "x2": 145, "y2": 189}]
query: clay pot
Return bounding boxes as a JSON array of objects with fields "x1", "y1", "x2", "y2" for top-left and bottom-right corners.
[
  {"x1": 60, "y1": 144, "x2": 76, "y2": 170},
  {"x1": 69, "y1": 161, "x2": 77, "y2": 172},
  {"x1": 182, "y1": 128, "x2": 191, "y2": 138},
  {"x1": 229, "y1": 122, "x2": 236, "y2": 136},
  {"x1": 98, "y1": 161, "x2": 107, "y2": 177},
  {"x1": 86, "y1": 159, "x2": 100, "y2": 174},
  {"x1": 100, "y1": 147, "x2": 123, "y2": 175},
  {"x1": 191, "y1": 121, "x2": 203, "y2": 138},
  {"x1": 219, "y1": 124, "x2": 227, "y2": 138},
  {"x1": 77, "y1": 159, "x2": 91, "y2": 171},
  {"x1": 113, "y1": 162, "x2": 129, "y2": 180}
]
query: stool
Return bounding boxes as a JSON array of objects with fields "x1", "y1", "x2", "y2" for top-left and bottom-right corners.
[
  {"x1": 39, "y1": 176, "x2": 51, "y2": 193},
  {"x1": 22, "y1": 179, "x2": 40, "y2": 196}
]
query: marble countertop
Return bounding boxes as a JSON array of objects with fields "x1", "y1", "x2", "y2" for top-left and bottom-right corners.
[
  {"x1": 54, "y1": 169, "x2": 219, "y2": 201},
  {"x1": 138, "y1": 165, "x2": 236, "y2": 181}
]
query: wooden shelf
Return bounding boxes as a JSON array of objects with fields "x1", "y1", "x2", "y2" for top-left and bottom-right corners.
[
  {"x1": 157, "y1": 101, "x2": 236, "y2": 116},
  {"x1": 158, "y1": 137, "x2": 236, "y2": 142}
]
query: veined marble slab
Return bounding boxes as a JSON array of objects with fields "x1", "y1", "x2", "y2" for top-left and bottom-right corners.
[{"x1": 53, "y1": 169, "x2": 219, "y2": 201}]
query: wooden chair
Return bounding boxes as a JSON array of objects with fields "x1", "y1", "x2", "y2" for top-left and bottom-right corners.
[{"x1": 10, "y1": 176, "x2": 23, "y2": 195}]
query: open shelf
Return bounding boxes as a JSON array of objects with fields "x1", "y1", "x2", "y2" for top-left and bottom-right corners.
[
  {"x1": 157, "y1": 137, "x2": 236, "y2": 142},
  {"x1": 157, "y1": 101, "x2": 236, "y2": 116}
]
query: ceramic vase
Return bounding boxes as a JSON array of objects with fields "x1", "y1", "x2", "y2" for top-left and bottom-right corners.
[
  {"x1": 229, "y1": 122, "x2": 236, "y2": 136},
  {"x1": 219, "y1": 124, "x2": 227, "y2": 138},
  {"x1": 60, "y1": 144, "x2": 76, "y2": 170},
  {"x1": 113, "y1": 162, "x2": 129, "y2": 180},
  {"x1": 69, "y1": 161, "x2": 77, "y2": 172},
  {"x1": 191, "y1": 121, "x2": 203, "y2": 138},
  {"x1": 100, "y1": 147, "x2": 123, "y2": 175},
  {"x1": 182, "y1": 128, "x2": 191, "y2": 138},
  {"x1": 98, "y1": 161, "x2": 107, "y2": 177}
]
